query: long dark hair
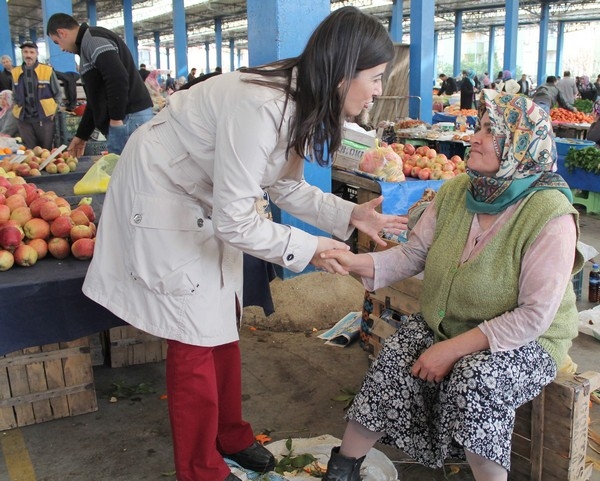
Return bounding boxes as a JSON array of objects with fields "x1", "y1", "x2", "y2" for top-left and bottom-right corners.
[{"x1": 240, "y1": 6, "x2": 394, "y2": 166}]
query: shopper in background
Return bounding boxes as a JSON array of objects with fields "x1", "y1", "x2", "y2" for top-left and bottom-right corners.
[
  {"x1": 517, "y1": 74, "x2": 531, "y2": 96},
  {"x1": 481, "y1": 72, "x2": 491, "y2": 89},
  {"x1": 46, "y1": 13, "x2": 154, "y2": 156},
  {"x1": 320, "y1": 89, "x2": 583, "y2": 481},
  {"x1": 557, "y1": 70, "x2": 578, "y2": 106},
  {"x1": 0, "y1": 90, "x2": 18, "y2": 137},
  {"x1": 594, "y1": 75, "x2": 600, "y2": 99},
  {"x1": 438, "y1": 73, "x2": 458, "y2": 95},
  {"x1": 532, "y1": 75, "x2": 577, "y2": 114},
  {"x1": 11, "y1": 41, "x2": 62, "y2": 149},
  {"x1": 0, "y1": 55, "x2": 14, "y2": 91},
  {"x1": 460, "y1": 69, "x2": 476, "y2": 109},
  {"x1": 586, "y1": 100, "x2": 600, "y2": 146},
  {"x1": 138, "y1": 63, "x2": 150, "y2": 82},
  {"x1": 81, "y1": 7, "x2": 407, "y2": 481},
  {"x1": 187, "y1": 67, "x2": 197, "y2": 82},
  {"x1": 577, "y1": 75, "x2": 597, "y2": 101}
]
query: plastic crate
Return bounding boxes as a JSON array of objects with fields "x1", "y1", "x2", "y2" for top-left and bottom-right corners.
[
  {"x1": 572, "y1": 270, "x2": 583, "y2": 301},
  {"x1": 84, "y1": 140, "x2": 107, "y2": 156}
]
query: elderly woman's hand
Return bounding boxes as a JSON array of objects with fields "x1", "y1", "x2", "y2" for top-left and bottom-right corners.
[
  {"x1": 411, "y1": 340, "x2": 461, "y2": 383},
  {"x1": 350, "y1": 196, "x2": 408, "y2": 247}
]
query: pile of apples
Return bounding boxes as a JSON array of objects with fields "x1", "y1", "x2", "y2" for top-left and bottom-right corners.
[
  {"x1": 0, "y1": 146, "x2": 79, "y2": 177},
  {"x1": 389, "y1": 143, "x2": 466, "y2": 181},
  {"x1": 0, "y1": 176, "x2": 96, "y2": 271}
]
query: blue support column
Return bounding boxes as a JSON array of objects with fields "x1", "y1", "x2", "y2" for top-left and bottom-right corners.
[
  {"x1": 87, "y1": 0, "x2": 97, "y2": 26},
  {"x1": 453, "y1": 10, "x2": 462, "y2": 78},
  {"x1": 536, "y1": 1, "x2": 550, "y2": 88},
  {"x1": 0, "y1": 0, "x2": 13, "y2": 65},
  {"x1": 205, "y1": 41, "x2": 210, "y2": 73},
  {"x1": 123, "y1": 0, "x2": 135, "y2": 55},
  {"x1": 172, "y1": 0, "x2": 187, "y2": 81},
  {"x1": 133, "y1": 36, "x2": 139, "y2": 67},
  {"x1": 30, "y1": 29, "x2": 38, "y2": 44},
  {"x1": 166, "y1": 48, "x2": 170, "y2": 71},
  {"x1": 214, "y1": 17, "x2": 222, "y2": 69},
  {"x1": 488, "y1": 26, "x2": 496, "y2": 79},
  {"x1": 237, "y1": 48, "x2": 242, "y2": 69},
  {"x1": 433, "y1": 31, "x2": 438, "y2": 79},
  {"x1": 229, "y1": 38, "x2": 235, "y2": 72},
  {"x1": 41, "y1": 0, "x2": 76, "y2": 72},
  {"x1": 154, "y1": 31, "x2": 161, "y2": 69},
  {"x1": 556, "y1": 21, "x2": 565, "y2": 78},
  {"x1": 409, "y1": 0, "x2": 434, "y2": 123},
  {"x1": 389, "y1": 0, "x2": 403, "y2": 43},
  {"x1": 247, "y1": 0, "x2": 329, "y2": 278},
  {"x1": 503, "y1": 0, "x2": 518, "y2": 75}
]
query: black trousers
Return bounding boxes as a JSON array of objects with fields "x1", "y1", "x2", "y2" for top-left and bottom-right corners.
[
  {"x1": 55, "y1": 71, "x2": 80, "y2": 111},
  {"x1": 18, "y1": 118, "x2": 55, "y2": 150}
]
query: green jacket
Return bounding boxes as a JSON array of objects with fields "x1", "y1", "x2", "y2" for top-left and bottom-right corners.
[{"x1": 421, "y1": 174, "x2": 583, "y2": 367}]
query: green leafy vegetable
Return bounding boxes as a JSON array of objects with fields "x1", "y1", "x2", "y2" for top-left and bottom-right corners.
[
  {"x1": 574, "y1": 99, "x2": 594, "y2": 113},
  {"x1": 564, "y1": 146, "x2": 600, "y2": 174}
]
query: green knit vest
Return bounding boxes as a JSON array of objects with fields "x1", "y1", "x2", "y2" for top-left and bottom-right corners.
[{"x1": 420, "y1": 174, "x2": 583, "y2": 367}]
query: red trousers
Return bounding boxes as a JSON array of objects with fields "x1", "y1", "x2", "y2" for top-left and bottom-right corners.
[{"x1": 166, "y1": 340, "x2": 255, "y2": 481}]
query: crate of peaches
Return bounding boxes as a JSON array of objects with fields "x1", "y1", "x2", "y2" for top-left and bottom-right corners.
[
  {"x1": 390, "y1": 142, "x2": 466, "y2": 181},
  {"x1": 0, "y1": 176, "x2": 96, "y2": 271},
  {"x1": 0, "y1": 145, "x2": 79, "y2": 177}
]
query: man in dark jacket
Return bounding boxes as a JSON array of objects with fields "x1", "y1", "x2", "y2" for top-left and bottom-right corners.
[
  {"x1": 438, "y1": 73, "x2": 457, "y2": 96},
  {"x1": 0, "y1": 55, "x2": 14, "y2": 91},
  {"x1": 46, "y1": 13, "x2": 153, "y2": 156},
  {"x1": 532, "y1": 76, "x2": 577, "y2": 114}
]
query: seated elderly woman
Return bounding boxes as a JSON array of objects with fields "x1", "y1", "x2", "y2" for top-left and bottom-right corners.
[
  {"x1": 320, "y1": 89, "x2": 583, "y2": 481},
  {"x1": 0, "y1": 90, "x2": 18, "y2": 137}
]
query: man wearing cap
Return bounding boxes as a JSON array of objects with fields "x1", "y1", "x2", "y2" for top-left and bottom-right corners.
[
  {"x1": 46, "y1": 13, "x2": 153, "y2": 156},
  {"x1": 11, "y1": 41, "x2": 62, "y2": 149}
]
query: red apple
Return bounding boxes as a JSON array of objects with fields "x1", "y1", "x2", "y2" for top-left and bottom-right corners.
[
  {"x1": 47, "y1": 237, "x2": 71, "y2": 259},
  {"x1": 418, "y1": 167, "x2": 431, "y2": 180},
  {"x1": 13, "y1": 243, "x2": 38, "y2": 267},
  {"x1": 403, "y1": 143, "x2": 416, "y2": 155},
  {"x1": 23, "y1": 217, "x2": 51, "y2": 240},
  {"x1": 71, "y1": 238, "x2": 95, "y2": 260},
  {"x1": 40, "y1": 201, "x2": 61, "y2": 222},
  {"x1": 0, "y1": 224, "x2": 24, "y2": 251},
  {"x1": 9, "y1": 206, "x2": 33, "y2": 227},
  {"x1": 50, "y1": 215, "x2": 74, "y2": 238},
  {"x1": 70, "y1": 224, "x2": 93, "y2": 242},
  {"x1": 0, "y1": 249, "x2": 14, "y2": 271},
  {"x1": 26, "y1": 238, "x2": 48, "y2": 259}
]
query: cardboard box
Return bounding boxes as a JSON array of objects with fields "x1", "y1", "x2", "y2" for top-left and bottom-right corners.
[
  {"x1": 341, "y1": 126, "x2": 377, "y2": 148},
  {"x1": 109, "y1": 326, "x2": 168, "y2": 368},
  {"x1": 0, "y1": 337, "x2": 97, "y2": 430},
  {"x1": 333, "y1": 140, "x2": 372, "y2": 172}
]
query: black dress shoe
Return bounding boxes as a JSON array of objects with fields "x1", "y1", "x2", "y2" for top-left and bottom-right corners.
[
  {"x1": 225, "y1": 441, "x2": 276, "y2": 473},
  {"x1": 224, "y1": 474, "x2": 242, "y2": 481}
]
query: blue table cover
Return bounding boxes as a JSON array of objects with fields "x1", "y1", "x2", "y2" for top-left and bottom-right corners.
[
  {"x1": 379, "y1": 178, "x2": 445, "y2": 215},
  {"x1": 432, "y1": 112, "x2": 477, "y2": 128}
]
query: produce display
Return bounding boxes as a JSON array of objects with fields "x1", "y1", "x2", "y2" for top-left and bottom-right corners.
[
  {"x1": 573, "y1": 99, "x2": 595, "y2": 114},
  {"x1": 358, "y1": 141, "x2": 466, "y2": 181},
  {"x1": 395, "y1": 143, "x2": 466, "y2": 180},
  {"x1": 443, "y1": 105, "x2": 478, "y2": 116},
  {"x1": 0, "y1": 177, "x2": 96, "y2": 271},
  {"x1": 550, "y1": 108, "x2": 595, "y2": 124},
  {"x1": 0, "y1": 146, "x2": 79, "y2": 177},
  {"x1": 564, "y1": 146, "x2": 600, "y2": 174}
]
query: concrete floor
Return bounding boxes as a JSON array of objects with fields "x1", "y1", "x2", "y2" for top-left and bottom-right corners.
[{"x1": 1, "y1": 207, "x2": 599, "y2": 481}]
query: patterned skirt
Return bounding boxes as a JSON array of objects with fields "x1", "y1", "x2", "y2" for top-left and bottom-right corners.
[{"x1": 346, "y1": 314, "x2": 556, "y2": 470}]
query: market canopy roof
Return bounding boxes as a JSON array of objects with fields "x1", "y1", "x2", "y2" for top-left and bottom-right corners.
[{"x1": 7, "y1": 0, "x2": 600, "y2": 50}]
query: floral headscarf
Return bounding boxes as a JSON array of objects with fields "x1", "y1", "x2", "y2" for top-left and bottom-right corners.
[
  {"x1": 466, "y1": 89, "x2": 572, "y2": 214},
  {"x1": 0, "y1": 90, "x2": 13, "y2": 118}
]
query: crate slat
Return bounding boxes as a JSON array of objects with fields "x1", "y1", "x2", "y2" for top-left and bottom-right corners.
[{"x1": 108, "y1": 326, "x2": 167, "y2": 368}]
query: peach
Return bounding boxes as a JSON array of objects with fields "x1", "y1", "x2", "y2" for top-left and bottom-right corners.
[
  {"x1": 50, "y1": 215, "x2": 74, "y2": 238},
  {"x1": 7, "y1": 176, "x2": 26, "y2": 185},
  {"x1": 0, "y1": 204, "x2": 10, "y2": 224},
  {"x1": 29, "y1": 197, "x2": 52, "y2": 217},
  {"x1": 57, "y1": 163, "x2": 70, "y2": 174},
  {"x1": 71, "y1": 238, "x2": 95, "y2": 260},
  {"x1": 10, "y1": 206, "x2": 32, "y2": 226},
  {"x1": 47, "y1": 237, "x2": 70, "y2": 259},
  {"x1": 74, "y1": 204, "x2": 96, "y2": 223},
  {"x1": 5, "y1": 184, "x2": 26, "y2": 198},
  {"x1": 24, "y1": 187, "x2": 42, "y2": 206},
  {"x1": 13, "y1": 243, "x2": 38, "y2": 267},
  {"x1": 0, "y1": 224, "x2": 24, "y2": 251},
  {"x1": 29, "y1": 168, "x2": 41, "y2": 176},
  {"x1": 70, "y1": 224, "x2": 93, "y2": 242},
  {"x1": 39, "y1": 201, "x2": 61, "y2": 221},
  {"x1": 23, "y1": 217, "x2": 51, "y2": 240},
  {"x1": 0, "y1": 193, "x2": 5, "y2": 204},
  {"x1": 54, "y1": 197, "x2": 71, "y2": 209},
  {"x1": 14, "y1": 163, "x2": 31, "y2": 177},
  {"x1": 5, "y1": 194, "x2": 27, "y2": 211},
  {"x1": 45, "y1": 163, "x2": 58, "y2": 174},
  {"x1": 70, "y1": 209, "x2": 90, "y2": 226},
  {"x1": 26, "y1": 238, "x2": 48, "y2": 259},
  {"x1": 0, "y1": 249, "x2": 14, "y2": 271}
]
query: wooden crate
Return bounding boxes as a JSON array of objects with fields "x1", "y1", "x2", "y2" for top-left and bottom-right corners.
[
  {"x1": 510, "y1": 371, "x2": 600, "y2": 481},
  {"x1": 87, "y1": 331, "x2": 107, "y2": 367},
  {"x1": 108, "y1": 326, "x2": 167, "y2": 368},
  {"x1": 0, "y1": 337, "x2": 97, "y2": 430}
]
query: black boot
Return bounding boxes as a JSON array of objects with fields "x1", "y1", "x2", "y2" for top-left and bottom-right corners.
[
  {"x1": 323, "y1": 447, "x2": 365, "y2": 481},
  {"x1": 225, "y1": 441, "x2": 276, "y2": 473}
]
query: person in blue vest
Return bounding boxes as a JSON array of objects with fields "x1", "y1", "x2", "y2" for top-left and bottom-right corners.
[
  {"x1": 320, "y1": 89, "x2": 582, "y2": 481},
  {"x1": 46, "y1": 13, "x2": 154, "y2": 156},
  {"x1": 11, "y1": 41, "x2": 62, "y2": 150}
]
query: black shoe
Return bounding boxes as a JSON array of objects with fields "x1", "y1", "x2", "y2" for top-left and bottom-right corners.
[
  {"x1": 225, "y1": 441, "x2": 276, "y2": 473},
  {"x1": 224, "y1": 474, "x2": 242, "y2": 481},
  {"x1": 323, "y1": 446, "x2": 365, "y2": 481}
]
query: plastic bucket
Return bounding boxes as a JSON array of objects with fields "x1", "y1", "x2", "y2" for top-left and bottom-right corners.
[{"x1": 555, "y1": 138, "x2": 596, "y2": 157}]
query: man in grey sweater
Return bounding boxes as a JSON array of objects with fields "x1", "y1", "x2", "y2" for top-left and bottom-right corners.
[{"x1": 532, "y1": 76, "x2": 577, "y2": 114}]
